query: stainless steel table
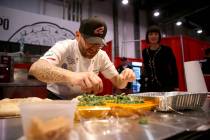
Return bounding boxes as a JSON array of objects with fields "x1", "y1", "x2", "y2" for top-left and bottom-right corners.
[
  {"x1": 0, "y1": 117, "x2": 23, "y2": 140},
  {"x1": 0, "y1": 117, "x2": 182, "y2": 140},
  {"x1": 1, "y1": 109, "x2": 210, "y2": 140}
]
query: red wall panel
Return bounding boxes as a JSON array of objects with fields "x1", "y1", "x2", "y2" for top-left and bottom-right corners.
[{"x1": 182, "y1": 36, "x2": 210, "y2": 61}]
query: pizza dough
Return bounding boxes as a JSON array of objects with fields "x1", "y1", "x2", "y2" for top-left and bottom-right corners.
[{"x1": 0, "y1": 97, "x2": 52, "y2": 117}]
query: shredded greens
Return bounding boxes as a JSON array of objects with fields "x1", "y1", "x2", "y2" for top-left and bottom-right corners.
[
  {"x1": 138, "y1": 117, "x2": 148, "y2": 125},
  {"x1": 78, "y1": 93, "x2": 144, "y2": 106}
]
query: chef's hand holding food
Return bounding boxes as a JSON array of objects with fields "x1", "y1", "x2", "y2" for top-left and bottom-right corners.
[
  {"x1": 120, "y1": 68, "x2": 136, "y2": 82},
  {"x1": 68, "y1": 72, "x2": 103, "y2": 94},
  {"x1": 68, "y1": 69, "x2": 135, "y2": 94},
  {"x1": 109, "y1": 68, "x2": 136, "y2": 90}
]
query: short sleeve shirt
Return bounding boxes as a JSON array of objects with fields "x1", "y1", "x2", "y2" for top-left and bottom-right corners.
[{"x1": 40, "y1": 39, "x2": 118, "y2": 97}]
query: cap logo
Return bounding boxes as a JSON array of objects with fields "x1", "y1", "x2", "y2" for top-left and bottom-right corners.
[{"x1": 94, "y1": 26, "x2": 104, "y2": 35}]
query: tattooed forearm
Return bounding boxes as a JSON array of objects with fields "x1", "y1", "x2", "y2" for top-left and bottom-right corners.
[{"x1": 29, "y1": 59, "x2": 72, "y2": 84}]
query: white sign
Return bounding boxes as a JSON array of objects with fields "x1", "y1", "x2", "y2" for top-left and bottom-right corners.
[{"x1": 0, "y1": 6, "x2": 79, "y2": 46}]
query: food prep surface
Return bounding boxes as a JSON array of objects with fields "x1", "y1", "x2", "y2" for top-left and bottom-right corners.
[{"x1": 0, "y1": 94, "x2": 210, "y2": 140}]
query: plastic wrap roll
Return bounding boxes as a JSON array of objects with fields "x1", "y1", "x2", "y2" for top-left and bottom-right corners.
[{"x1": 184, "y1": 61, "x2": 207, "y2": 92}]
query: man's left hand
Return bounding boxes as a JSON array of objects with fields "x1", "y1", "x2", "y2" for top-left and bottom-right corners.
[{"x1": 120, "y1": 68, "x2": 136, "y2": 82}]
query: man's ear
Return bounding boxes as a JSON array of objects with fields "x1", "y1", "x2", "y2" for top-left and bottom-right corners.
[
  {"x1": 75, "y1": 31, "x2": 80, "y2": 38},
  {"x1": 75, "y1": 31, "x2": 81, "y2": 41}
]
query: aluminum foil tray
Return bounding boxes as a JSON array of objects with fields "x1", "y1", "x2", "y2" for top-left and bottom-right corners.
[{"x1": 130, "y1": 92, "x2": 208, "y2": 111}]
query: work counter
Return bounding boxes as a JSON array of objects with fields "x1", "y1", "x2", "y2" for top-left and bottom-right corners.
[
  {"x1": 0, "y1": 79, "x2": 46, "y2": 87},
  {"x1": 1, "y1": 106, "x2": 210, "y2": 140},
  {"x1": 0, "y1": 79, "x2": 48, "y2": 99}
]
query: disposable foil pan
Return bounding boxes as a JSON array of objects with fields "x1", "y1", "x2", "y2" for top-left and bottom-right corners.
[{"x1": 131, "y1": 92, "x2": 208, "y2": 111}]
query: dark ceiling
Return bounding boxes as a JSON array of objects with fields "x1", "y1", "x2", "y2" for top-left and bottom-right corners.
[{"x1": 137, "y1": 0, "x2": 210, "y2": 37}]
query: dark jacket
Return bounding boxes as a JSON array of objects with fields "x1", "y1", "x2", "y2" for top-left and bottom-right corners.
[
  {"x1": 140, "y1": 45, "x2": 178, "y2": 92},
  {"x1": 202, "y1": 58, "x2": 210, "y2": 74}
]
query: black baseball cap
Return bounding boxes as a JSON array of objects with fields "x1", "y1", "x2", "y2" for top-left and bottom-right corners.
[{"x1": 79, "y1": 16, "x2": 107, "y2": 45}]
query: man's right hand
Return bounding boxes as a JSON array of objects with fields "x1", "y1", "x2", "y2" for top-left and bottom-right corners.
[{"x1": 68, "y1": 72, "x2": 103, "y2": 94}]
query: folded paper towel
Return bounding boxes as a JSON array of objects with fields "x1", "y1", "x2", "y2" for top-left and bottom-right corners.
[{"x1": 184, "y1": 61, "x2": 207, "y2": 92}]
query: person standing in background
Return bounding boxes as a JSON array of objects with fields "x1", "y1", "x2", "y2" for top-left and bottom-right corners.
[{"x1": 140, "y1": 25, "x2": 179, "y2": 92}]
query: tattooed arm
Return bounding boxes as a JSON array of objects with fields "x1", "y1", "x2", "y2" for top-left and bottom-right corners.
[
  {"x1": 29, "y1": 59, "x2": 103, "y2": 93},
  {"x1": 29, "y1": 59, "x2": 72, "y2": 84}
]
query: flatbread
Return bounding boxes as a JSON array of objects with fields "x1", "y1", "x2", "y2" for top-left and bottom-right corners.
[
  {"x1": 0, "y1": 97, "x2": 52, "y2": 118},
  {"x1": 0, "y1": 102, "x2": 20, "y2": 117}
]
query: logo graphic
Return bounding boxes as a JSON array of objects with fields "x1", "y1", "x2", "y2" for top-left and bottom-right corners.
[
  {"x1": 66, "y1": 56, "x2": 76, "y2": 65},
  {"x1": 94, "y1": 26, "x2": 104, "y2": 35},
  {"x1": 44, "y1": 51, "x2": 55, "y2": 56},
  {"x1": 93, "y1": 68, "x2": 100, "y2": 74},
  {"x1": 46, "y1": 58, "x2": 56, "y2": 61},
  {"x1": 8, "y1": 22, "x2": 75, "y2": 46}
]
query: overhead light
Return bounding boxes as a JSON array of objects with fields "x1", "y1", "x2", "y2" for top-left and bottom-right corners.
[
  {"x1": 122, "y1": 0, "x2": 129, "y2": 5},
  {"x1": 197, "y1": 29, "x2": 203, "y2": 34},
  {"x1": 153, "y1": 11, "x2": 160, "y2": 17},
  {"x1": 176, "y1": 21, "x2": 182, "y2": 26}
]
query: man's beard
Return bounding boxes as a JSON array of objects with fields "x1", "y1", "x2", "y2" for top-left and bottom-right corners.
[{"x1": 79, "y1": 45, "x2": 97, "y2": 59}]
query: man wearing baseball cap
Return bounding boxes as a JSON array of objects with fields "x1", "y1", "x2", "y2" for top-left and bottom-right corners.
[{"x1": 29, "y1": 16, "x2": 136, "y2": 99}]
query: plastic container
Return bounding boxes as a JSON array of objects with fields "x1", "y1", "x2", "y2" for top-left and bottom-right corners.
[
  {"x1": 19, "y1": 101, "x2": 77, "y2": 140},
  {"x1": 76, "y1": 106, "x2": 111, "y2": 121}
]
